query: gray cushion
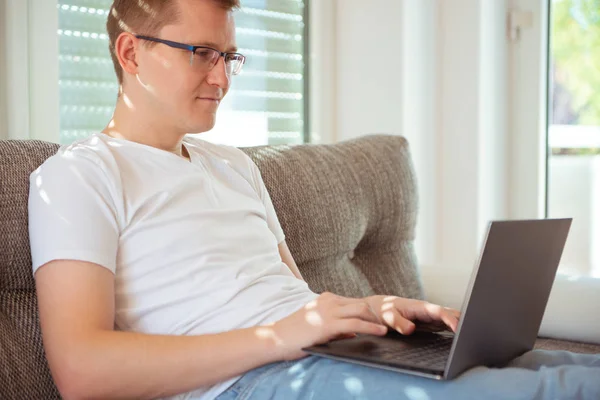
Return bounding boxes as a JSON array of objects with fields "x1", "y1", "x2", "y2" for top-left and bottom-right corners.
[
  {"x1": 243, "y1": 135, "x2": 423, "y2": 299},
  {"x1": 0, "y1": 140, "x2": 61, "y2": 399},
  {"x1": 535, "y1": 337, "x2": 600, "y2": 354}
]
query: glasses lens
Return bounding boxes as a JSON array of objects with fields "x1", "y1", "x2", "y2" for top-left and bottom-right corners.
[
  {"x1": 192, "y1": 49, "x2": 245, "y2": 76},
  {"x1": 192, "y1": 48, "x2": 220, "y2": 69},
  {"x1": 225, "y1": 54, "x2": 245, "y2": 76}
]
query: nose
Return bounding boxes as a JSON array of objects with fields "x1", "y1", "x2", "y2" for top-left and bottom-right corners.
[{"x1": 206, "y1": 56, "x2": 230, "y2": 89}]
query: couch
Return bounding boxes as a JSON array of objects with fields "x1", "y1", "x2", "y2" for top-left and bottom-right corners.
[{"x1": 1, "y1": 134, "x2": 598, "y2": 399}]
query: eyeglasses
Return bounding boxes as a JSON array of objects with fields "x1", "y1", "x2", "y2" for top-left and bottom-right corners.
[{"x1": 135, "y1": 35, "x2": 246, "y2": 76}]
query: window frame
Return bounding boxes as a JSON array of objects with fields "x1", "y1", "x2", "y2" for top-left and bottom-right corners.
[{"x1": 507, "y1": 0, "x2": 549, "y2": 221}]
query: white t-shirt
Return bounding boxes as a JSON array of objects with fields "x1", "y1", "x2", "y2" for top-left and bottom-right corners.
[{"x1": 28, "y1": 133, "x2": 318, "y2": 400}]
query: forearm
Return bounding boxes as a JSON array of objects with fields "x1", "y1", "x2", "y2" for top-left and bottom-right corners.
[{"x1": 58, "y1": 326, "x2": 284, "y2": 400}]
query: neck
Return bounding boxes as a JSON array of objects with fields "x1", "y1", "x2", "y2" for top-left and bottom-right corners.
[{"x1": 102, "y1": 94, "x2": 188, "y2": 158}]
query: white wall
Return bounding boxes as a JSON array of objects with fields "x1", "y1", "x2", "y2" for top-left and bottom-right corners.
[
  {"x1": 0, "y1": 0, "x2": 7, "y2": 140},
  {"x1": 1, "y1": 0, "x2": 32, "y2": 141},
  {"x1": 335, "y1": 0, "x2": 404, "y2": 142},
  {"x1": 28, "y1": 0, "x2": 59, "y2": 142},
  {"x1": 308, "y1": 0, "x2": 337, "y2": 145}
]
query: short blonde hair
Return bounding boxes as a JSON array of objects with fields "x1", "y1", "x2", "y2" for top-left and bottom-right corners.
[{"x1": 106, "y1": 0, "x2": 240, "y2": 85}]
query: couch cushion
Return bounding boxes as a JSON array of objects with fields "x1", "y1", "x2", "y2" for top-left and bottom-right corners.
[
  {"x1": 0, "y1": 291, "x2": 60, "y2": 399},
  {"x1": 0, "y1": 140, "x2": 61, "y2": 399},
  {"x1": 535, "y1": 337, "x2": 600, "y2": 354},
  {"x1": 0, "y1": 140, "x2": 60, "y2": 291},
  {"x1": 242, "y1": 134, "x2": 424, "y2": 300}
]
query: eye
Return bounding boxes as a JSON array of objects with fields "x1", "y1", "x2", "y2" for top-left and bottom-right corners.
[{"x1": 194, "y1": 49, "x2": 216, "y2": 63}]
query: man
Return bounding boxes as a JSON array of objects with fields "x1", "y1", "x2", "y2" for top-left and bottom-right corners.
[{"x1": 28, "y1": 1, "x2": 599, "y2": 399}]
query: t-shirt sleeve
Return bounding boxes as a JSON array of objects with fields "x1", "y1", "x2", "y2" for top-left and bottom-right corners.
[
  {"x1": 28, "y1": 153, "x2": 120, "y2": 274},
  {"x1": 245, "y1": 156, "x2": 286, "y2": 244}
]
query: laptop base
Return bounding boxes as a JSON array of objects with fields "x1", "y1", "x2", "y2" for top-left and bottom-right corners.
[{"x1": 303, "y1": 331, "x2": 452, "y2": 379}]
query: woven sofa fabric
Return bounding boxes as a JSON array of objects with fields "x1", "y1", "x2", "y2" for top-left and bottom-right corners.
[
  {"x1": 535, "y1": 338, "x2": 600, "y2": 354},
  {"x1": 242, "y1": 134, "x2": 423, "y2": 300},
  {"x1": 0, "y1": 140, "x2": 61, "y2": 399},
  {"x1": 0, "y1": 291, "x2": 60, "y2": 399},
  {"x1": 0, "y1": 140, "x2": 60, "y2": 291}
]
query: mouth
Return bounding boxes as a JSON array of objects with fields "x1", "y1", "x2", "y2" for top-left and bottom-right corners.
[{"x1": 196, "y1": 97, "x2": 220, "y2": 104}]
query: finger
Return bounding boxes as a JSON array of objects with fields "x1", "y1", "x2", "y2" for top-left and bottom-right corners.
[
  {"x1": 437, "y1": 309, "x2": 460, "y2": 332},
  {"x1": 334, "y1": 318, "x2": 388, "y2": 337},
  {"x1": 381, "y1": 308, "x2": 415, "y2": 335},
  {"x1": 444, "y1": 307, "x2": 462, "y2": 320},
  {"x1": 335, "y1": 303, "x2": 382, "y2": 325},
  {"x1": 331, "y1": 332, "x2": 358, "y2": 341},
  {"x1": 424, "y1": 303, "x2": 460, "y2": 332},
  {"x1": 446, "y1": 313, "x2": 461, "y2": 332},
  {"x1": 414, "y1": 321, "x2": 450, "y2": 332},
  {"x1": 446, "y1": 309, "x2": 461, "y2": 331},
  {"x1": 402, "y1": 302, "x2": 458, "y2": 332}
]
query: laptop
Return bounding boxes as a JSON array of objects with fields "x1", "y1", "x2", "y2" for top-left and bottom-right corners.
[{"x1": 303, "y1": 218, "x2": 572, "y2": 380}]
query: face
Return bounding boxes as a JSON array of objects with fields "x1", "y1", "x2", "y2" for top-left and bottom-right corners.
[{"x1": 132, "y1": 0, "x2": 237, "y2": 134}]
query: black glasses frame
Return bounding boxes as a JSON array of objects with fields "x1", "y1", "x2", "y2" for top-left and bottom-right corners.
[{"x1": 135, "y1": 35, "x2": 246, "y2": 75}]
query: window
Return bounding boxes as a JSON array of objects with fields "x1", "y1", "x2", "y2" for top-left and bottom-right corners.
[
  {"x1": 57, "y1": 0, "x2": 308, "y2": 146},
  {"x1": 548, "y1": 0, "x2": 600, "y2": 278}
]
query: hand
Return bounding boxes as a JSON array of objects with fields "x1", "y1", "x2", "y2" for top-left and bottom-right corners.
[
  {"x1": 269, "y1": 292, "x2": 389, "y2": 360},
  {"x1": 364, "y1": 295, "x2": 461, "y2": 335}
]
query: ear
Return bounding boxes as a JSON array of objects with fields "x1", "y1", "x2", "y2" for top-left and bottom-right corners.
[{"x1": 114, "y1": 32, "x2": 139, "y2": 77}]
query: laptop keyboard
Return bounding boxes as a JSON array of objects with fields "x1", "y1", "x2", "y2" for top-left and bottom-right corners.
[{"x1": 365, "y1": 333, "x2": 454, "y2": 369}]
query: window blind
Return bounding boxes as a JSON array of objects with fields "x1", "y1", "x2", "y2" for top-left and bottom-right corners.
[{"x1": 57, "y1": 0, "x2": 307, "y2": 145}]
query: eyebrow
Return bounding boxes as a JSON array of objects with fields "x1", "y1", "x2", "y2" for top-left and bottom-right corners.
[{"x1": 194, "y1": 41, "x2": 238, "y2": 53}]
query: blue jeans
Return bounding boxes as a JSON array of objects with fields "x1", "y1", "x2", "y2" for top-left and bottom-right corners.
[{"x1": 215, "y1": 350, "x2": 600, "y2": 400}]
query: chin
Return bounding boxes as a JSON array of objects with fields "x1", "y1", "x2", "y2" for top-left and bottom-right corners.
[
  {"x1": 186, "y1": 118, "x2": 216, "y2": 134},
  {"x1": 182, "y1": 104, "x2": 218, "y2": 133}
]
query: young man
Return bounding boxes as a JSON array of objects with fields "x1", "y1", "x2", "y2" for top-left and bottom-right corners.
[{"x1": 28, "y1": 1, "x2": 600, "y2": 399}]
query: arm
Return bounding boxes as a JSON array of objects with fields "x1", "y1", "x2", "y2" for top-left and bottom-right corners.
[
  {"x1": 36, "y1": 260, "x2": 284, "y2": 400},
  {"x1": 278, "y1": 240, "x2": 303, "y2": 280},
  {"x1": 37, "y1": 263, "x2": 457, "y2": 400}
]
